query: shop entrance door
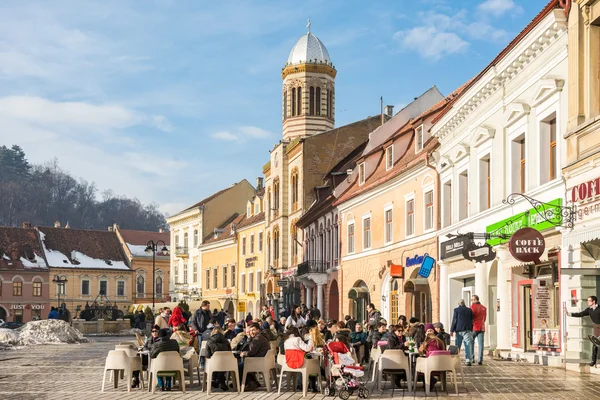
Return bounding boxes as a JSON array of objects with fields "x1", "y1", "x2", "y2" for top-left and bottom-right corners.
[
  {"x1": 522, "y1": 284, "x2": 534, "y2": 352},
  {"x1": 461, "y1": 287, "x2": 474, "y2": 306}
]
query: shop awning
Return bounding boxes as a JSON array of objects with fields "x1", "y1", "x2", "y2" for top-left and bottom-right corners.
[
  {"x1": 348, "y1": 286, "x2": 369, "y2": 299},
  {"x1": 404, "y1": 278, "x2": 429, "y2": 293},
  {"x1": 563, "y1": 229, "x2": 600, "y2": 248}
]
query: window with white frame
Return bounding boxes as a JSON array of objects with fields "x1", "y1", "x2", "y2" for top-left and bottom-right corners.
[
  {"x1": 258, "y1": 232, "x2": 263, "y2": 252},
  {"x1": 406, "y1": 199, "x2": 415, "y2": 236},
  {"x1": 205, "y1": 269, "x2": 210, "y2": 290},
  {"x1": 540, "y1": 114, "x2": 557, "y2": 185},
  {"x1": 458, "y1": 170, "x2": 469, "y2": 221},
  {"x1": 223, "y1": 265, "x2": 228, "y2": 288},
  {"x1": 241, "y1": 274, "x2": 246, "y2": 293},
  {"x1": 99, "y1": 280, "x2": 108, "y2": 296},
  {"x1": 81, "y1": 279, "x2": 90, "y2": 296},
  {"x1": 442, "y1": 180, "x2": 452, "y2": 228},
  {"x1": 415, "y1": 125, "x2": 424, "y2": 152},
  {"x1": 358, "y1": 163, "x2": 365, "y2": 185},
  {"x1": 424, "y1": 190, "x2": 434, "y2": 230},
  {"x1": 242, "y1": 237, "x2": 246, "y2": 256},
  {"x1": 193, "y1": 229, "x2": 199, "y2": 247},
  {"x1": 385, "y1": 146, "x2": 394, "y2": 170},
  {"x1": 363, "y1": 216, "x2": 371, "y2": 250},
  {"x1": 384, "y1": 208, "x2": 393, "y2": 243},
  {"x1": 213, "y1": 268, "x2": 218, "y2": 289},
  {"x1": 183, "y1": 263, "x2": 188, "y2": 284},
  {"x1": 511, "y1": 135, "x2": 526, "y2": 193},
  {"x1": 193, "y1": 263, "x2": 198, "y2": 283},
  {"x1": 249, "y1": 272, "x2": 254, "y2": 292},
  {"x1": 117, "y1": 280, "x2": 125, "y2": 297},
  {"x1": 250, "y1": 234, "x2": 255, "y2": 254},
  {"x1": 257, "y1": 271, "x2": 262, "y2": 290},
  {"x1": 347, "y1": 223, "x2": 355, "y2": 254},
  {"x1": 479, "y1": 156, "x2": 491, "y2": 212},
  {"x1": 231, "y1": 264, "x2": 236, "y2": 287},
  {"x1": 174, "y1": 266, "x2": 179, "y2": 284}
]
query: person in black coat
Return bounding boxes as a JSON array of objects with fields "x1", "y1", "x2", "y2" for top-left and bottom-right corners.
[
  {"x1": 150, "y1": 328, "x2": 180, "y2": 391},
  {"x1": 450, "y1": 300, "x2": 474, "y2": 366},
  {"x1": 134, "y1": 310, "x2": 146, "y2": 330},
  {"x1": 206, "y1": 327, "x2": 232, "y2": 391},
  {"x1": 239, "y1": 323, "x2": 270, "y2": 391},
  {"x1": 190, "y1": 300, "x2": 212, "y2": 334},
  {"x1": 566, "y1": 295, "x2": 600, "y2": 366}
]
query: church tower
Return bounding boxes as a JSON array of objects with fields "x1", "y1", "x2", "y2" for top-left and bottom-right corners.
[{"x1": 282, "y1": 20, "x2": 336, "y2": 140}]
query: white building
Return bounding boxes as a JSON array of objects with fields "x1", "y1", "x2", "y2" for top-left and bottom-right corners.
[{"x1": 432, "y1": 5, "x2": 567, "y2": 366}]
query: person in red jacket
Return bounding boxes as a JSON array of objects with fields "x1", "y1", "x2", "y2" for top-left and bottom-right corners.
[
  {"x1": 470, "y1": 295, "x2": 487, "y2": 365},
  {"x1": 168, "y1": 306, "x2": 187, "y2": 329}
]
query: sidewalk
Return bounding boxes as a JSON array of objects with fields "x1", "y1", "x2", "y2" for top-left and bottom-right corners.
[{"x1": 0, "y1": 336, "x2": 599, "y2": 399}]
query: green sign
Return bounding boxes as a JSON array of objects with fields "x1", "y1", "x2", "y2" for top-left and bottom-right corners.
[{"x1": 485, "y1": 198, "x2": 563, "y2": 246}]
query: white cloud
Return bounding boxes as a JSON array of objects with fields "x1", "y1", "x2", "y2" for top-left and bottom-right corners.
[
  {"x1": 394, "y1": 27, "x2": 468, "y2": 61},
  {"x1": 212, "y1": 126, "x2": 273, "y2": 142},
  {"x1": 151, "y1": 115, "x2": 174, "y2": 133},
  {"x1": 478, "y1": 0, "x2": 522, "y2": 17}
]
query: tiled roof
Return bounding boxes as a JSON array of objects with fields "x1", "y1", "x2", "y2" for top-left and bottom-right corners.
[
  {"x1": 237, "y1": 212, "x2": 265, "y2": 230},
  {"x1": 432, "y1": 0, "x2": 561, "y2": 124},
  {"x1": 119, "y1": 229, "x2": 170, "y2": 246},
  {"x1": 38, "y1": 227, "x2": 130, "y2": 270},
  {"x1": 179, "y1": 179, "x2": 249, "y2": 214},
  {"x1": 202, "y1": 213, "x2": 244, "y2": 245},
  {"x1": 0, "y1": 227, "x2": 48, "y2": 270}
]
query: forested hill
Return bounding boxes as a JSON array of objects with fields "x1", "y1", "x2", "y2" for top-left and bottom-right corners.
[{"x1": 0, "y1": 145, "x2": 167, "y2": 231}]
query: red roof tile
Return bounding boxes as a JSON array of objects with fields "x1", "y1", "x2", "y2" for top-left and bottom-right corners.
[
  {"x1": 0, "y1": 227, "x2": 48, "y2": 270},
  {"x1": 119, "y1": 229, "x2": 170, "y2": 246}
]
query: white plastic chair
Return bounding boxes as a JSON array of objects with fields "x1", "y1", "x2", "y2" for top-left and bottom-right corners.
[
  {"x1": 413, "y1": 354, "x2": 458, "y2": 396},
  {"x1": 378, "y1": 349, "x2": 412, "y2": 392},
  {"x1": 369, "y1": 347, "x2": 381, "y2": 381},
  {"x1": 183, "y1": 351, "x2": 202, "y2": 386},
  {"x1": 449, "y1": 348, "x2": 465, "y2": 387},
  {"x1": 203, "y1": 351, "x2": 240, "y2": 395},
  {"x1": 148, "y1": 351, "x2": 186, "y2": 393},
  {"x1": 242, "y1": 349, "x2": 277, "y2": 392},
  {"x1": 278, "y1": 356, "x2": 321, "y2": 398},
  {"x1": 101, "y1": 350, "x2": 144, "y2": 392}
]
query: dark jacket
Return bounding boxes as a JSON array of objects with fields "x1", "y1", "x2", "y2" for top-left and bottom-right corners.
[
  {"x1": 224, "y1": 329, "x2": 237, "y2": 340},
  {"x1": 437, "y1": 331, "x2": 451, "y2": 346},
  {"x1": 370, "y1": 331, "x2": 385, "y2": 347},
  {"x1": 367, "y1": 310, "x2": 381, "y2": 331},
  {"x1": 350, "y1": 331, "x2": 367, "y2": 345},
  {"x1": 206, "y1": 332, "x2": 232, "y2": 358},
  {"x1": 201, "y1": 326, "x2": 214, "y2": 341},
  {"x1": 150, "y1": 337, "x2": 180, "y2": 359},
  {"x1": 451, "y1": 305, "x2": 473, "y2": 333},
  {"x1": 247, "y1": 330, "x2": 270, "y2": 358},
  {"x1": 143, "y1": 336, "x2": 160, "y2": 351},
  {"x1": 571, "y1": 306, "x2": 600, "y2": 325},
  {"x1": 346, "y1": 319, "x2": 357, "y2": 332},
  {"x1": 320, "y1": 328, "x2": 333, "y2": 342},
  {"x1": 190, "y1": 308, "x2": 212, "y2": 333},
  {"x1": 386, "y1": 333, "x2": 405, "y2": 350},
  {"x1": 309, "y1": 307, "x2": 321, "y2": 320}
]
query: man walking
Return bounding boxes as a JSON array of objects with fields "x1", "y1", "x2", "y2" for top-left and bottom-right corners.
[
  {"x1": 565, "y1": 295, "x2": 600, "y2": 366},
  {"x1": 190, "y1": 300, "x2": 212, "y2": 335},
  {"x1": 471, "y1": 295, "x2": 487, "y2": 365},
  {"x1": 451, "y1": 299, "x2": 474, "y2": 366}
]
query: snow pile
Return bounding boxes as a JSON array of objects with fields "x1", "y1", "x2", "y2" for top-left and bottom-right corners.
[
  {"x1": 119, "y1": 328, "x2": 142, "y2": 336},
  {"x1": 0, "y1": 328, "x2": 19, "y2": 345},
  {"x1": 17, "y1": 320, "x2": 88, "y2": 345}
]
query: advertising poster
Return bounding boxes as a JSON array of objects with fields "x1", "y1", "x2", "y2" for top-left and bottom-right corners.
[{"x1": 532, "y1": 279, "x2": 559, "y2": 348}]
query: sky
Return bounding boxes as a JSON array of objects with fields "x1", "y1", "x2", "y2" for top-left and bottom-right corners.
[{"x1": 0, "y1": 0, "x2": 551, "y2": 217}]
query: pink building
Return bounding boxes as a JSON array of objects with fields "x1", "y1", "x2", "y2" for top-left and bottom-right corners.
[{"x1": 0, "y1": 226, "x2": 50, "y2": 322}]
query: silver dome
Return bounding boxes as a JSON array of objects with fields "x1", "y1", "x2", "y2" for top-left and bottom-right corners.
[{"x1": 287, "y1": 33, "x2": 332, "y2": 66}]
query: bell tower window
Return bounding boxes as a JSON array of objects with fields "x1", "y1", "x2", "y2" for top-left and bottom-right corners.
[
  {"x1": 309, "y1": 86, "x2": 315, "y2": 115},
  {"x1": 291, "y1": 88, "x2": 296, "y2": 117},
  {"x1": 297, "y1": 86, "x2": 302, "y2": 116},
  {"x1": 316, "y1": 87, "x2": 321, "y2": 116},
  {"x1": 326, "y1": 89, "x2": 333, "y2": 119}
]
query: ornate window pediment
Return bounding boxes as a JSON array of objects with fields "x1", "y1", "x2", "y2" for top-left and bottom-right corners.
[
  {"x1": 504, "y1": 102, "x2": 530, "y2": 128},
  {"x1": 449, "y1": 143, "x2": 470, "y2": 164},
  {"x1": 470, "y1": 126, "x2": 496, "y2": 147},
  {"x1": 531, "y1": 78, "x2": 564, "y2": 107}
]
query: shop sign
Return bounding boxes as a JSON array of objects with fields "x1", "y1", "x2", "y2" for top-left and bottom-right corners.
[
  {"x1": 276, "y1": 280, "x2": 288, "y2": 287},
  {"x1": 486, "y1": 198, "x2": 562, "y2": 246},
  {"x1": 462, "y1": 241, "x2": 496, "y2": 263},
  {"x1": 237, "y1": 302, "x2": 246, "y2": 313},
  {"x1": 282, "y1": 268, "x2": 296, "y2": 277},
  {"x1": 245, "y1": 256, "x2": 257, "y2": 268},
  {"x1": 570, "y1": 177, "x2": 600, "y2": 221},
  {"x1": 508, "y1": 227, "x2": 545, "y2": 264},
  {"x1": 390, "y1": 263, "x2": 404, "y2": 278},
  {"x1": 405, "y1": 254, "x2": 424, "y2": 267},
  {"x1": 10, "y1": 304, "x2": 45, "y2": 310},
  {"x1": 440, "y1": 235, "x2": 468, "y2": 260},
  {"x1": 417, "y1": 254, "x2": 436, "y2": 279}
]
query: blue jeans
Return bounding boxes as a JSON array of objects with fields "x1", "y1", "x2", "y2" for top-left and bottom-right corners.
[
  {"x1": 472, "y1": 331, "x2": 484, "y2": 363},
  {"x1": 455, "y1": 331, "x2": 473, "y2": 363}
]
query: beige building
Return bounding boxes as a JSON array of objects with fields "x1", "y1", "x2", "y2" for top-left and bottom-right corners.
[
  {"x1": 166, "y1": 179, "x2": 256, "y2": 302},
  {"x1": 334, "y1": 88, "x2": 450, "y2": 324}
]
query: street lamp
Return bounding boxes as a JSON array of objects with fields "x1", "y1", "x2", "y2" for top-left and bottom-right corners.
[
  {"x1": 52, "y1": 275, "x2": 68, "y2": 308},
  {"x1": 145, "y1": 240, "x2": 169, "y2": 313}
]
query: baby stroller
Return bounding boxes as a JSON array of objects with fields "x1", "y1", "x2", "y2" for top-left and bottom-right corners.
[{"x1": 323, "y1": 341, "x2": 370, "y2": 399}]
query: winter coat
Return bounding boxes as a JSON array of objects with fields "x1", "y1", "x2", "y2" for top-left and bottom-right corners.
[
  {"x1": 387, "y1": 333, "x2": 405, "y2": 350},
  {"x1": 350, "y1": 331, "x2": 367, "y2": 345},
  {"x1": 471, "y1": 302, "x2": 487, "y2": 331},
  {"x1": 450, "y1": 305, "x2": 473, "y2": 333},
  {"x1": 259, "y1": 309, "x2": 271, "y2": 321},
  {"x1": 231, "y1": 333, "x2": 247, "y2": 350},
  {"x1": 437, "y1": 331, "x2": 451, "y2": 346},
  {"x1": 190, "y1": 308, "x2": 211, "y2": 333},
  {"x1": 154, "y1": 314, "x2": 169, "y2": 330},
  {"x1": 150, "y1": 337, "x2": 180, "y2": 359},
  {"x1": 246, "y1": 330, "x2": 270, "y2": 358},
  {"x1": 224, "y1": 329, "x2": 237, "y2": 340},
  {"x1": 345, "y1": 319, "x2": 357, "y2": 332},
  {"x1": 285, "y1": 315, "x2": 307, "y2": 329},
  {"x1": 168, "y1": 307, "x2": 186, "y2": 328},
  {"x1": 320, "y1": 328, "x2": 333, "y2": 342},
  {"x1": 205, "y1": 332, "x2": 232, "y2": 358},
  {"x1": 370, "y1": 331, "x2": 385, "y2": 347},
  {"x1": 48, "y1": 310, "x2": 60, "y2": 319}
]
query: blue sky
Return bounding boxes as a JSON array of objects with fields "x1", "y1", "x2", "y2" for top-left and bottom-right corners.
[{"x1": 0, "y1": 0, "x2": 549, "y2": 217}]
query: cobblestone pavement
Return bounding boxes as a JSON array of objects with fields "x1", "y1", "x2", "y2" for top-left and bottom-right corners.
[{"x1": 1, "y1": 336, "x2": 600, "y2": 400}]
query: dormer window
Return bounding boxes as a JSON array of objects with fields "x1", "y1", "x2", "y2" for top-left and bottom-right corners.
[
  {"x1": 385, "y1": 145, "x2": 394, "y2": 170},
  {"x1": 358, "y1": 162, "x2": 366, "y2": 185},
  {"x1": 415, "y1": 125, "x2": 424, "y2": 152}
]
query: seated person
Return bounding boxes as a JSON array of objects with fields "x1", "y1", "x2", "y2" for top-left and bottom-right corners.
[
  {"x1": 417, "y1": 324, "x2": 447, "y2": 390},
  {"x1": 350, "y1": 323, "x2": 367, "y2": 362},
  {"x1": 150, "y1": 328, "x2": 180, "y2": 391},
  {"x1": 317, "y1": 319, "x2": 333, "y2": 342},
  {"x1": 224, "y1": 321, "x2": 238, "y2": 340},
  {"x1": 370, "y1": 322, "x2": 388, "y2": 348},
  {"x1": 171, "y1": 323, "x2": 193, "y2": 346},
  {"x1": 239, "y1": 322, "x2": 270, "y2": 391},
  {"x1": 386, "y1": 324, "x2": 406, "y2": 350},
  {"x1": 434, "y1": 322, "x2": 451, "y2": 346},
  {"x1": 283, "y1": 327, "x2": 313, "y2": 367},
  {"x1": 206, "y1": 327, "x2": 232, "y2": 391}
]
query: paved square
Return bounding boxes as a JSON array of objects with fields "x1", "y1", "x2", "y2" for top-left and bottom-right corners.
[{"x1": 1, "y1": 336, "x2": 600, "y2": 400}]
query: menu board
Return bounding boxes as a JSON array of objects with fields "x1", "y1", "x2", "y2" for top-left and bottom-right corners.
[{"x1": 533, "y1": 279, "x2": 553, "y2": 329}]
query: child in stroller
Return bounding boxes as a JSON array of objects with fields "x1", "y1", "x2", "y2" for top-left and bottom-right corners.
[{"x1": 323, "y1": 341, "x2": 370, "y2": 399}]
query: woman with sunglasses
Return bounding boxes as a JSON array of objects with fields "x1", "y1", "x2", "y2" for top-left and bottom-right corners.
[{"x1": 130, "y1": 324, "x2": 161, "y2": 388}]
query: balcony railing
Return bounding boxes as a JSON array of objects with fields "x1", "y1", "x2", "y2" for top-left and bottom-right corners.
[
  {"x1": 297, "y1": 260, "x2": 328, "y2": 276},
  {"x1": 175, "y1": 246, "x2": 189, "y2": 257}
]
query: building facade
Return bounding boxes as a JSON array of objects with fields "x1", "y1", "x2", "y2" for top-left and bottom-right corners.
[
  {"x1": 0, "y1": 226, "x2": 50, "y2": 323},
  {"x1": 432, "y1": 3, "x2": 567, "y2": 364},
  {"x1": 562, "y1": 0, "x2": 600, "y2": 372},
  {"x1": 166, "y1": 179, "x2": 256, "y2": 302}
]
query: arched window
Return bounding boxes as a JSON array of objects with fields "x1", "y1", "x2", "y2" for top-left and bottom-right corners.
[
  {"x1": 316, "y1": 87, "x2": 321, "y2": 116},
  {"x1": 291, "y1": 88, "x2": 297, "y2": 117},
  {"x1": 326, "y1": 89, "x2": 334, "y2": 119},
  {"x1": 136, "y1": 276, "x2": 144, "y2": 295},
  {"x1": 155, "y1": 277, "x2": 163, "y2": 295},
  {"x1": 283, "y1": 88, "x2": 288, "y2": 119},
  {"x1": 273, "y1": 178, "x2": 280, "y2": 216},
  {"x1": 273, "y1": 227, "x2": 280, "y2": 268},
  {"x1": 291, "y1": 221, "x2": 298, "y2": 265},
  {"x1": 333, "y1": 223, "x2": 339, "y2": 265},
  {"x1": 309, "y1": 86, "x2": 315, "y2": 115},
  {"x1": 290, "y1": 168, "x2": 299, "y2": 211},
  {"x1": 297, "y1": 86, "x2": 302, "y2": 116},
  {"x1": 326, "y1": 221, "x2": 332, "y2": 266},
  {"x1": 267, "y1": 233, "x2": 271, "y2": 267},
  {"x1": 310, "y1": 229, "x2": 316, "y2": 261},
  {"x1": 267, "y1": 187, "x2": 272, "y2": 219}
]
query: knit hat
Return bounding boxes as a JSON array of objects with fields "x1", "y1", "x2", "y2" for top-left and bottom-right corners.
[
  {"x1": 433, "y1": 322, "x2": 444, "y2": 330},
  {"x1": 425, "y1": 323, "x2": 435, "y2": 332}
]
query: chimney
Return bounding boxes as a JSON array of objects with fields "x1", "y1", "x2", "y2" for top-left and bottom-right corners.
[
  {"x1": 22, "y1": 222, "x2": 31, "y2": 229},
  {"x1": 65, "y1": 222, "x2": 71, "y2": 229},
  {"x1": 113, "y1": 223, "x2": 119, "y2": 231},
  {"x1": 384, "y1": 105, "x2": 394, "y2": 117},
  {"x1": 108, "y1": 226, "x2": 112, "y2": 232},
  {"x1": 159, "y1": 228, "x2": 164, "y2": 233},
  {"x1": 54, "y1": 221, "x2": 61, "y2": 228},
  {"x1": 256, "y1": 177, "x2": 264, "y2": 191}
]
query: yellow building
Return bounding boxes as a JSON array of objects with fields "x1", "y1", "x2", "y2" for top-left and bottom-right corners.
[
  {"x1": 200, "y1": 214, "x2": 243, "y2": 318},
  {"x1": 39, "y1": 225, "x2": 133, "y2": 318},
  {"x1": 237, "y1": 190, "x2": 266, "y2": 319}
]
